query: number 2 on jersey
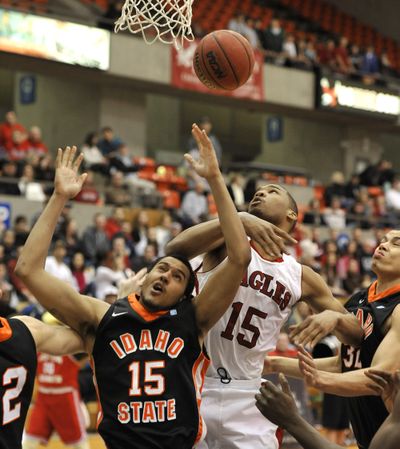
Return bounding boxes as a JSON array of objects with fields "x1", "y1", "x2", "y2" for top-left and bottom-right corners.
[
  {"x1": 2, "y1": 366, "x2": 27, "y2": 425},
  {"x1": 221, "y1": 302, "x2": 268, "y2": 349}
]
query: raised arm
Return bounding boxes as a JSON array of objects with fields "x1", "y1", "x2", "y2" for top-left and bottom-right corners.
[
  {"x1": 256, "y1": 374, "x2": 341, "y2": 449},
  {"x1": 185, "y1": 125, "x2": 250, "y2": 336},
  {"x1": 13, "y1": 316, "x2": 86, "y2": 355},
  {"x1": 15, "y1": 147, "x2": 109, "y2": 338},
  {"x1": 298, "y1": 310, "x2": 400, "y2": 397},
  {"x1": 166, "y1": 212, "x2": 296, "y2": 261},
  {"x1": 290, "y1": 265, "x2": 364, "y2": 347}
]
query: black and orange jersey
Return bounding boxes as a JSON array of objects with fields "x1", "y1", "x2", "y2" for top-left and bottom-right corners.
[
  {"x1": 0, "y1": 317, "x2": 37, "y2": 449},
  {"x1": 91, "y1": 294, "x2": 209, "y2": 449},
  {"x1": 341, "y1": 282, "x2": 400, "y2": 449}
]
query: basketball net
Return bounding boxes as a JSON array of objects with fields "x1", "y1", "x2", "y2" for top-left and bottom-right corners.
[{"x1": 115, "y1": 0, "x2": 194, "y2": 48}]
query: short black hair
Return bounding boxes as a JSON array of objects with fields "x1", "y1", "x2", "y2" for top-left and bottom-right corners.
[{"x1": 148, "y1": 254, "x2": 196, "y2": 300}]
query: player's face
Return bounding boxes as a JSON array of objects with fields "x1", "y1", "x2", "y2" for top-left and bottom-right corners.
[
  {"x1": 140, "y1": 257, "x2": 190, "y2": 311},
  {"x1": 248, "y1": 184, "x2": 291, "y2": 224},
  {"x1": 372, "y1": 230, "x2": 400, "y2": 277}
]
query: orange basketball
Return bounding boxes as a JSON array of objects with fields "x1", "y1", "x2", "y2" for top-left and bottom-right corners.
[{"x1": 193, "y1": 30, "x2": 255, "y2": 91}]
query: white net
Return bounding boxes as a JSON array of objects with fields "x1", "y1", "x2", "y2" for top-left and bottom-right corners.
[{"x1": 115, "y1": 0, "x2": 194, "y2": 48}]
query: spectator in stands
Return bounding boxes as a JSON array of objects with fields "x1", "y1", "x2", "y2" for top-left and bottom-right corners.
[
  {"x1": 317, "y1": 39, "x2": 337, "y2": 71},
  {"x1": 82, "y1": 131, "x2": 109, "y2": 174},
  {"x1": 18, "y1": 163, "x2": 46, "y2": 202},
  {"x1": 179, "y1": 181, "x2": 209, "y2": 228},
  {"x1": 94, "y1": 251, "x2": 126, "y2": 300},
  {"x1": 105, "y1": 171, "x2": 131, "y2": 206},
  {"x1": 35, "y1": 154, "x2": 55, "y2": 182},
  {"x1": 342, "y1": 257, "x2": 362, "y2": 295},
  {"x1": 154, "y1": 213, "x2": 173, "y2": 256},
  {"x1": 82, "y1": 212, "x2": 110, "y2": 264},
  {"x1": 6, "y1": 129, "x2": 30, "y2": 161},
  {"x1": 132, "y1": 210, "x2": 150, "y2": 256},
  {"x1": 296, "y1": 39, "x2": 313, "y2": 68},
  {"x1": 283, "y1": 34, "x2": 298, "y2": 65},
  {"x1": 188, "y1": 116, "x2": 222, "y2": 165},
  {"x1": 303, "y1": 198, "x2": 325, "y2": 226},
  {"x1": 131, "y1": 242, "x2": 157, "y2": 272},
  {"x1": 305, "y1": 40, "x2": 318, "y2": 64},
  {"x1": 105, "y1": 207, "x2": 125, "y2": 239},
  {"x1": 227, "y1": 173, "x2": 247, "y2": 211},
  {"x1": 112, "y1": 235, "x2": 132, "y2": 269},
  {"x1": 70, "y1": 251, "x2": 94, "y2": 294},
  {"x1": 27, "y1": 126, "x2": 48, "y2": 155},
  {"x1": 361, "y1": 46, "x2": 380, "y2": 80},
  {"x1": 349, "y1": 44, "x2": 363, "y2": 72},
  {"x1": 264, "y1": 18, "x2": 285, "y2": 62},
  {"x1": 385, "y1": 178, "x2": 400, "y2": 213},
  {"x1": 0, "y1": 160, "x2": 21, "y2": 196},
  {"x1": 242, "y1": 17, "x2": 261, "y2": 49},
  {"x1": 347, "y1": 200, "x2": 371, "y2": 229},
  {"x1": 359, "y1": 159, "x2": 394, "y2": 187},
  {"x1": 73, "y1": 170, "x2": 101, "y2": 204},
  {"x1": 344, "y1": 174, "x2": 361, "y2": 206},
  {"x1": 380, "y1": 49, "x2": 397, "y2": 77},
  {"x1": 324, "y1": 171, "x2": 346, "y2": 207},
  {"x1": 254, "y1": 19, "x2": 267, "y2": 50},
  {"x1": 0, "y1": 262, "x2": 15, "y2": 317},
  {"x1": 13, "y1": 215, "x2": 29, "y2": 247},
  {"x1": 335, "y1": 37, "x2": 353, "y2": 74},
  {"x1": 323, "y1": 197, "x2": 346, "y2": 231},
  {"x1": 45, "y1": 239, "x2": 77, "y2": 289},
  {"x1": 227, "y1": 12, "x2": 247, "y2": 36},
  {"x1": 59, "y1": 218, "x2": 82, "y2": 262},
  {"x1": 0, "y1": 111, "x2": 26, "y2": 149},
  {"x1": 97, "y1": 126, "x2": 123, "y2": 157}
]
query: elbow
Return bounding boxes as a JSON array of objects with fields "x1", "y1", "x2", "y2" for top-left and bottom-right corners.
[{"x1": 14, "y1": 259, "x2": 29, "y2": 279}]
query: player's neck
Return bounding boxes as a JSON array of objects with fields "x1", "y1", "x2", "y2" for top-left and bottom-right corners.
[
  {"x1": 251, "y1": 240, "x2": 281, "y2": 261},
  {"x1": 375, "y1": 277, "x2": 400, "y2": 294}
]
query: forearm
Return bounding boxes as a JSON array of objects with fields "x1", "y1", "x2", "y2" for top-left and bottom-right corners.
[
  {"x1": 207, "y1": 175, "x2": 249, "y2": 262},
  {"x1": 15, "y1": 193, "x2": 66, "y2": 273},
  {"x1": 285, "y1": 415, "x2": 341, "y2": 449},
  {"x1": 316, "y1": 369, "x2": 379, "y2": 396},
  {"x1": 333, "y1": 313, "x2": 364, "y2": 347},
  {"x1": 268, "y1": 356, "x2": 339, "y2": 378},
  {"x1": 165, "y1": 218, "x2": 224, "y2": 258}
]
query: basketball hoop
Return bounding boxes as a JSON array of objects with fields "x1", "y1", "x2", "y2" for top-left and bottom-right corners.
[{"x1": 115, "y1": 0, "x2": 194, "y2": 48}]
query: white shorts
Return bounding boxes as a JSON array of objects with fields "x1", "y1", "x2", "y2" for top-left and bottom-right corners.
[{"x1": 196, "y1": 377, "x2": 281, "y2": 449}]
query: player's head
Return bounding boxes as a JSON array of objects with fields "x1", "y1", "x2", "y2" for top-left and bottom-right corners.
[
  {"x1": 371, "y1": 230, "x2": 400, "y2": 279},
  {"x1": 247, "y1": 184, "x2": 298, "y2": 232},
  {"x1": 139, "y1": 254, "x2": 196, "y2": 312}
]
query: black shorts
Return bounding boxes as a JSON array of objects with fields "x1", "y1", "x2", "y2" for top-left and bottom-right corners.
[{"x1": 322, "y1": 393, "x2": 349, "y2": 430}]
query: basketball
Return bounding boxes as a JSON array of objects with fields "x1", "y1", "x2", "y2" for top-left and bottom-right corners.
[{"x1": 193, "y1": 30, "x2": 255, "y2": 91}]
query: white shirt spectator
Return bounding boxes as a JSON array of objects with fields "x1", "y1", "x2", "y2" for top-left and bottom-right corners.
[
  {"x1": 94, "y1": 265, "x2": 125, "y2": 300},
  {"x1": 180, "y1": 188, "x2": 208, "y2": 224},
  {"x1": 283, "y1": 38, "x2": 297, "y2": 58},
  {"x1": 45, "y1": 256, "x2": 78, "y2": 290},
  {"x1": 243, "y1": 24, "x2": 260, "y2": 49},
  {"x1": 82, "y1": 144, "x2": 105, "y2": 166},
  {"x1": 385, "y1": 184, "x2": 400, "y2": 211},
  {"x1": 323, "y1": 207, "x2": 346, "y2": 231}
]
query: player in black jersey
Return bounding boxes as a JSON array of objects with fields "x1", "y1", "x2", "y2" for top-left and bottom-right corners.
[
  {"x1": 0, "y1": 313, "x2": 85, "y2": 449},
  {"x1": 266, "y1": 229, "x2": 400, "y2": 449},
  {"x1": 15, "y1": 125, "x2": 251, "y2": 449},
  {"x1": 255, "y1": 369, "x2": 400, "y2": 449}
]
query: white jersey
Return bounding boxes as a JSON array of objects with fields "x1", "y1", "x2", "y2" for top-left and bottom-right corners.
[{"x1": 195, "y1": 244, "x2": 302, "y2": 380}]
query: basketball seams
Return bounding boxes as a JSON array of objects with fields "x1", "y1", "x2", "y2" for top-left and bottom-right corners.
[
  {"x1": 200, "y1": 38, "x2": 227, "y2": 90},
  {"x1": 227, "y1": 31, "x2": 254, "y2": 83},
  {"x1": 212, "y1": 33, "x2": 240, "y2": 89}
]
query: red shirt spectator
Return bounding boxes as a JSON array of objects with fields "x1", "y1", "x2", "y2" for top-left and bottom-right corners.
[
  {"x1": 335, "y1": 37, "x2": 352, "y2": 73},
  {"x1": 28, "y1": 126, "x2": 48, "y2": 155},
  {"x1": 0, "y1": 111, "x2": 26, "y2": 148},
  {"x1": 74, "y1": 171, "x2": 101, "y2": 204},
  {"x1": 317, "y1": 39, "x2": 337, "y2": 69},
  {"x1": 5, "y1": 130, "x2": 30, "y2": 161},
  {"x1": 105, "y1": 206, "x2": 125, "y2": 239}
]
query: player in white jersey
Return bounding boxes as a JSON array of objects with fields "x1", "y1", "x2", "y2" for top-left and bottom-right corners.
[{"x1": 166, "y1": 183, "x2": 363, "y2": 449}]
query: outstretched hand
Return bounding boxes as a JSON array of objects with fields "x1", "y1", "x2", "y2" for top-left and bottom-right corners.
[
  {"x1": 184, "y1": 124, "x2": 220, "y2": 180},
  {"x1": 54, "y1": 146, "x2": 87, "y2": 200},
  {"x1": 298, "y1": 345, "x2": 321, "y2": 388},
  {"x1": 365, "y1": 369, "x2": 400, "y2": 413},
  {"x1": 255, "y1": 373, "x2": 299, "y2": 428}
]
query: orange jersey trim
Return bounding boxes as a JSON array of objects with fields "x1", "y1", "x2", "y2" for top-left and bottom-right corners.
[
  {"x1": 368, "y1": 281, "x2": 400, "y2": 303},
  {"x1": 128, "y1": 294, "x2": 169, "y2": 322},
  {"x1": 250, "y1": 241, "x2": 283, "y2": 263},
  {"x1": 0, "y1": 317, "x2": 12, "y2": 342},
  {"x1": 192, "y1": 352, "x2": 210, "y2": 445}
]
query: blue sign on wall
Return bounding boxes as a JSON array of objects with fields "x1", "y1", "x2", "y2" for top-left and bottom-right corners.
[
  {"x1": 19, "y1": 75, "x2": 36, "y2": 105},
  {"x1": 0, "y1": 203, "x2": 11, "y2": 229},
  {"x1": 267, "y1": 116, "x2": 283, "y2": 142}
]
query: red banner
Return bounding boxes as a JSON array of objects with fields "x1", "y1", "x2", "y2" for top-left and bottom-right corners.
[{"x1": 171, "y1": 41, "x2": 264, "y2": 101}]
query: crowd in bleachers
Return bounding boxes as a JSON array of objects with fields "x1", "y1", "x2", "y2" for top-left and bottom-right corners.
[{"x1": 1, "y1": 108, "x2": 400, "y2": 319}]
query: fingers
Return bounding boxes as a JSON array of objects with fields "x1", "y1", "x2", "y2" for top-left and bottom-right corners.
[
  {"x1": 59, "y1": 145, "x2": 80, "y2": 168},
  {"x1": 279, "y1": 373, "x2": 291, "y2": 395},
  {"x1": 73, "y1": 152, "x2": 84, "y2": 171},
  {"x1": 184, "y1": 153, "x2": 195, "y2": 168},
  {"x1": 274, "y1": 226, "x2": 298, "y2": 245},
  {"x1": 56, "y1": 148, "x2": 62, "y2": 168}
]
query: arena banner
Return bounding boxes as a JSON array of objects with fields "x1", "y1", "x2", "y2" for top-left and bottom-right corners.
[{"x1": 171, "y1": 41, "x2": 264, "y2": 101}]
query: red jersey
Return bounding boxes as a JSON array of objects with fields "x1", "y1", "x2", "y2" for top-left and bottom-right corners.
[{"x1": 37, "y1": 354, "x2": 80, "y2": 393}]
